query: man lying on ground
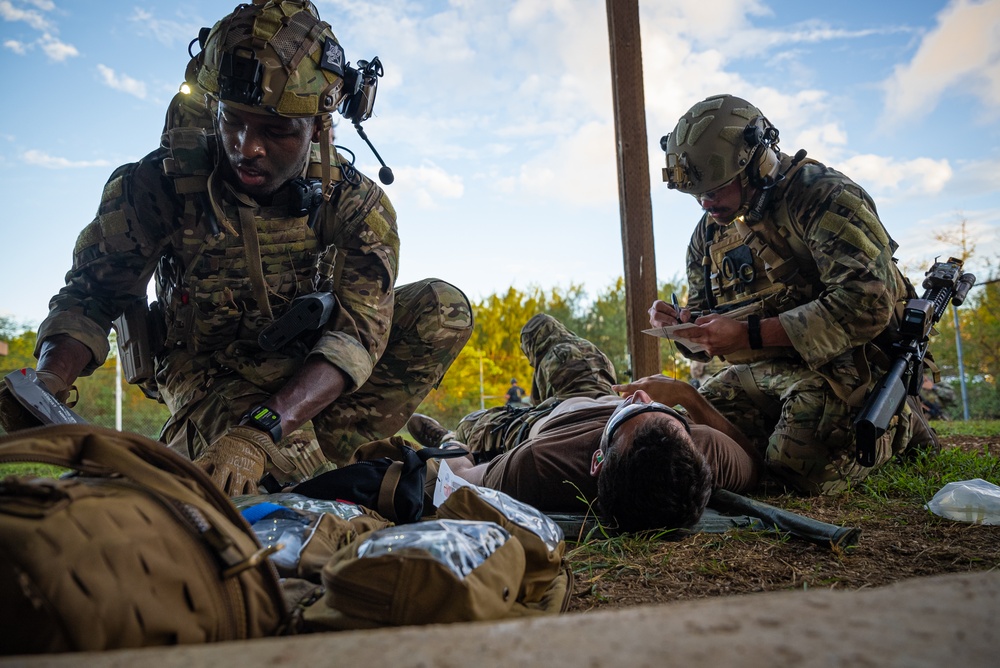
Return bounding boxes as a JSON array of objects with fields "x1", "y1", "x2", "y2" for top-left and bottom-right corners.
[{"x1": 407, "y1": 313, "x2": 761, "y2": 532}]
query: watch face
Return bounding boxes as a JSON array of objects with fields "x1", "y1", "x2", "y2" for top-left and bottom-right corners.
[
  {"x1": 250, "y1": 406, "x2": 280, "y2": 427},
  {"x1": 246, "y1": 406, "x2": 282, "y2": 441}
]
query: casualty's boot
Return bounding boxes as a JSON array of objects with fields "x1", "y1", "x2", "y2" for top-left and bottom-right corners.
[{"x1": 405, "y1": 413, "x2": 455, "y2": 449}]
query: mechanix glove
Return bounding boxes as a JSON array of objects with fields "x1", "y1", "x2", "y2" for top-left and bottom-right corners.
[
  {"x1": 194, "y1": 426, "x2": 272, "y2": 496},
  {"x1": 0, "y1": 369, "x2": 76, "y2": 433}
]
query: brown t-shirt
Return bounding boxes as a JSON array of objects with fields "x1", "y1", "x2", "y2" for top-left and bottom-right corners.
[{"x1": 480, "y1": 397, "x2": 756, "y2": 511}]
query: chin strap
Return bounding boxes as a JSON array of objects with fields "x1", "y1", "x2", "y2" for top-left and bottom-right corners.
[{"x1": 317, "y1": 113, "x2": 336, "y2": 202}]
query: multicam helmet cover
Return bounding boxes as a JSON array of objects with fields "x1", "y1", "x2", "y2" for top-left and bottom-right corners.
[
  {"x1": 197, "y1": 0, "x2": 348, "y2": 118},
  {"x1": 661, "y1": 94, "x2": 780, "y2": 196}
]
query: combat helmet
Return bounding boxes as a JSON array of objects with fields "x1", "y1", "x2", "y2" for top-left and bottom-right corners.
[
  {"x1": 196, "y1": 0, "x2": 392, "y2": 189},
  {"x1": 660, "y1": 94, "x2": 781, "y2": 197}
]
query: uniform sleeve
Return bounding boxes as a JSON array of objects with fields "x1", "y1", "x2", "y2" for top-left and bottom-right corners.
[
  {"x1": 776, "y1": 169, "x2": 903, "y2": 369},
  {"x1": 35, "y1": 154, "x2": 174, "y2": 373},
  {"x1": 309, "y1": 175, "x2": 399, "y2": 391}
]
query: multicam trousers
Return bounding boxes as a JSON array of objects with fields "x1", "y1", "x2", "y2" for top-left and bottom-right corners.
[
  {"x1": 161, "y1": 278, "x2": 473, "y2": 482},
  {"x1": 697, "y1": 356, "x2": 913, "y2": 495},
  {"x1": 453, "y1": 313, "x2": 617, "y2": 460}
]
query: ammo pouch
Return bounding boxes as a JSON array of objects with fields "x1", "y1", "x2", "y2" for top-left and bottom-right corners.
[{"x1": 0, "y1": 424, "x2": 287, "y2": 654}]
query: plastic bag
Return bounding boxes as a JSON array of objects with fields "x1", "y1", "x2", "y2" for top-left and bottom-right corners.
[
  {"x1": 356, "y1": 520, "x2": 511, "y2": 579},
  {"x1": 234, "y1": 493, "x2": 368, "y2": 572},
  {"x1": 925, "y1": 478, "x2": 1000, "y2": 525}
]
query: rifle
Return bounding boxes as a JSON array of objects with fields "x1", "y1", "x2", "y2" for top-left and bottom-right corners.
[{"x1": 853, "y1": 257, "x2": 976, "y2": 466}]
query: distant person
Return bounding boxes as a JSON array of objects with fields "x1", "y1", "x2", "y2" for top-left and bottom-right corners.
[
  {"x1": 0, "y1": 1, "x2": 472, "y2": 496},
  {"x1": 921, "y1": 375, "x2": 956, "y2": 421},
  {"x1": 650, "y1": 93, "x2": 934, "y2": 495},
  {"x1": 505, "y1": 378, "x2": 527, "y2": 405},
  {"x1": 407, "y1": 314, "x2": 760, "y2": 532}
]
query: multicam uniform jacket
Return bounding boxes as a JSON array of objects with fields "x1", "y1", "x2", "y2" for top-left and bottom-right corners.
[
  {"x1": 36, "y1": 127, "x2": 398, "y2": 436},
  {"x1": 682, "y1": 152, "x2": 915, "y2": 493},
  {"x1": 686, "y1": 152, "x2": 909, "y2": 374}
]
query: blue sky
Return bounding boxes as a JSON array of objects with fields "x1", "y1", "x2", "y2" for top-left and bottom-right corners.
[{"x1": 2, "y1": 0, "x2": 998, "y2": 327}]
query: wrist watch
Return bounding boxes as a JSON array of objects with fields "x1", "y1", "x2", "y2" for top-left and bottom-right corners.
[
  {"x1": 241, "y1": 405, "x2": 283, "y2": 443},
  {"x1": 747, "y1": 315, "x2": 764, "y2": 350}
]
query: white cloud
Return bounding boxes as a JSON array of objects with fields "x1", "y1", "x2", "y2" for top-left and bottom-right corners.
[
  {"x1": 22, "y1": 149, "x2": 110, "y2": 169},
  {"x1": 835, "y1": 154, "x2": 953, "y2": 200},
  {"x1": 882, "y1": 0, "x2": 1000, "y2": 124},
  {"x1": 96, "y1": 64, "x2": 147, "y2": 99},
  {"x1": 494, "y1": 120, "x2": 618, "y2": 205},
  {"x1": 389, "y1": 162, "x2": 464, "y2": 209},
  {"x1": 895, "y1": 207, "x2": 1000, "y2": 271},
  {"x1": 4, "y1": 38, "x2": 26, "y2": 54},
  {"x1": 0, "y1": 0, "x2": 50, "y2": 30},
  {"x1": 128, "y1": 8, "x2": 203, "y2": 48},
  {"x1": 38, "y1": 33, "x2": 77, "y2": 61}
]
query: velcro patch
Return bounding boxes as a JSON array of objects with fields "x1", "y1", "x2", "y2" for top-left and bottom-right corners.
[
  {"x1": 278, "y1": 91, "x2": 319, "y2": 116},
  {"x1": 98, "y1": 210, "x2": 129, "y2": 239},
  {"x1": 379, "y1": 192, "x2": 396, "y2": 221},
  {"x1": 74, "y1": 220, "x2": 102, "y2": 255},
  {"x1": 363, "y1": 208, "x2": 389, "y2": 241},
  {"x1": 835, "y1": 190, "x2": 888, "y2": 246},
  {"x1": 102, "y1": 175, "x2": 123, "y2": 204},
  {"x1": 320, "y1": 37, "x2": 344, "y2": 76},
  {"x1": 818, "y1": 211, "x2": 878, "y2": 259}
]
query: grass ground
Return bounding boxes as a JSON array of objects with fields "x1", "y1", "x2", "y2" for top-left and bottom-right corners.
[{"x1": 565, "y1": 420, "x2": 1000, "y2": 611}]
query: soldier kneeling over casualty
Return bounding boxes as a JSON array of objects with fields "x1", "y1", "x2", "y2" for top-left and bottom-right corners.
[
  {"x1": 407, "y1": 314, "x2": 762, "y2": 532},
  {"x1": 0, "y1": 0, "x2": 472, "y2": 496},
  {"x1": 649, "y1": 94, "x2": 937, "y2": 495}
]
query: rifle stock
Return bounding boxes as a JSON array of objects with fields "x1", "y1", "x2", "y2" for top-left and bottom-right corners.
[{"x1": 854, "y1": 357, "x2": 909, "y2": 467}]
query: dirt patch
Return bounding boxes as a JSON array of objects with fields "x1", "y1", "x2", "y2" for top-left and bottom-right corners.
[{"x1": 567, "y1": 439, "x2": 1000, "y2": 613}]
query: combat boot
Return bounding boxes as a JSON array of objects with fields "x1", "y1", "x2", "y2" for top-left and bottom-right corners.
[{"x1": 405, "y1": 413, "x2": 455, "y2": 449}]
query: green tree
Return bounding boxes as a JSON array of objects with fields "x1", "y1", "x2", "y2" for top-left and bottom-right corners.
[{"x1": 0, "y1": 317, "x2": 38, "y2": 373}]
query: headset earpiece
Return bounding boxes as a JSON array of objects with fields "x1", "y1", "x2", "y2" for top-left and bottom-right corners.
[{"x1": 744, "y1": 117, "x2": 781, "y2": 188}]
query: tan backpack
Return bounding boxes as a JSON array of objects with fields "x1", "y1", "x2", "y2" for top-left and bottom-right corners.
[{"x1": 0, "y1": 424, "x2": 287, "y2": 655}]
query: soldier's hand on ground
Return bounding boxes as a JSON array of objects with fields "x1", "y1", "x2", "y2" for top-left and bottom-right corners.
[
  {"x1": 614, "y1": 374, "x2": 696, "y2": 406},
  {"x1": 194, "y1": 426, "x2": 271, "y2": 496},
  {"x1": 684, "y1": 314, "x2": 747, "y2": 356},
  {"x1": 648, "y1": 300, "x2": 690, "y2": 328}
]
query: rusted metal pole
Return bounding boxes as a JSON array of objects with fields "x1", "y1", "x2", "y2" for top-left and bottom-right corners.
[{"x1": 606, "y1": 0, "x2": 660, "y2": 380}]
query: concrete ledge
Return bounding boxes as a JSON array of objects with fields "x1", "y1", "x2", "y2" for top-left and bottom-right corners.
[{"x1": 7, "y1": 571, "x2": 998, "y2": 667}]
